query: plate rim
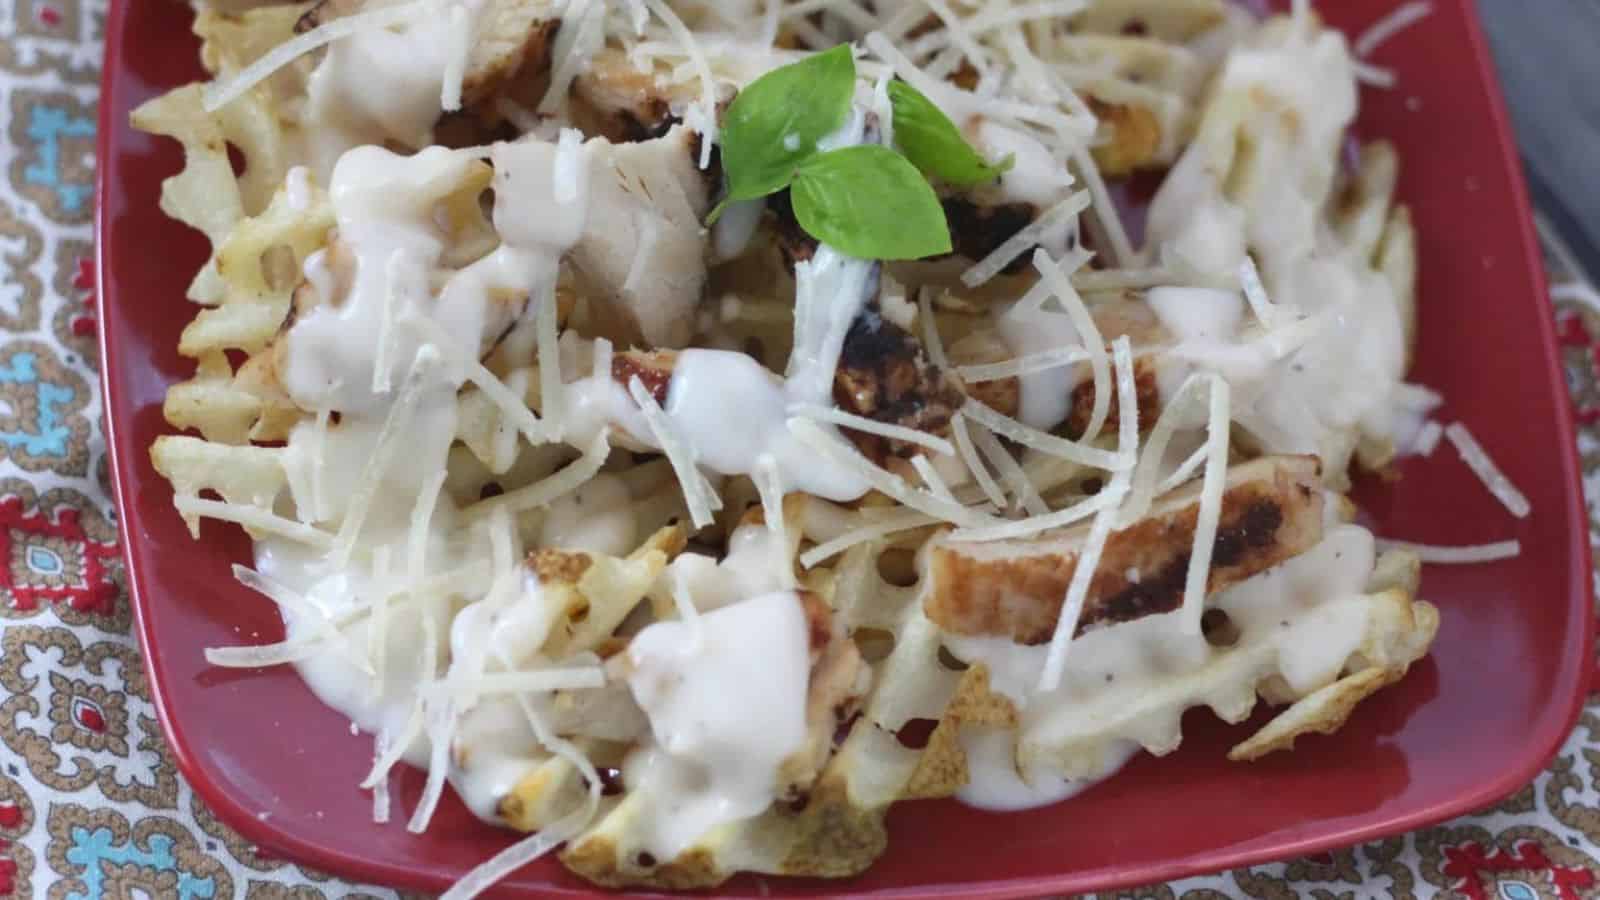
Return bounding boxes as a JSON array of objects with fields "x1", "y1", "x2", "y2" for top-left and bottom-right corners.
[{"x1": 93, "y1": 0, "x2": 1595, "y2": 895}]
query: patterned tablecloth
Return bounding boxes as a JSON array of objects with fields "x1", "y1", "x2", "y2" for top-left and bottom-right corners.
[{"x1": 2, "y1": 1, "x2": 1598, "y2": 898}]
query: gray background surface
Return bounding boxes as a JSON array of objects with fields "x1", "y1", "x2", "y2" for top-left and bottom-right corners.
[{"x1": 1478, "y1": 0, "x2": 1600, "y2": 278}]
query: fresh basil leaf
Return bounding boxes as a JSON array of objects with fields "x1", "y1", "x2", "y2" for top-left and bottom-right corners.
[
  {"x1": 887, "y1": 79, "x2": 1012, "y2": 187},
  {"x1": 714, "y1": 44, "x2": 856, "y2": 219},
  {"x1": 790, "y1": 145, "x2": 953, "y2": 260}
]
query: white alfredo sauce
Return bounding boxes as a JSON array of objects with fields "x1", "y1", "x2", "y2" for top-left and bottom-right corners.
[
  {"x1": 946, "y1": 524, "x2": 1381, "y2": 811},
  {"x1": 537, "y1": 473, "x2": 637, "y2": 558},
  {"x1": 664, "y1": 522, "x2": 793, "y2": 613},
  {"x1": 560, "y1": 244, "x2": 878, "y2": 502},
  {"x1": 623, "y1": 591, "x2": 812, "y2": 859},
  {"x1": 997, "y1": 298, "x2": 1084, "y2": 431},
  {"x1": 263, "y1": 136, "x2": 600, "y2": 823},
  {"x1": 301, "y1": 0, "x2": 488, "y2": 176},
  {"x1": 247, "y1": 127, "x2": 869, "y2": 845},
  {"x1": 1143, "y1": 23, "x2": 1409, "y2": 467}
]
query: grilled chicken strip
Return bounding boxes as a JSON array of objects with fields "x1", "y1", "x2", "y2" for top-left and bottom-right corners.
[
  {"x1": 833, "y1": 304, "x2": 966, "y2": 469},
  {"x1": 922, "y1": 454, "x2": 1324, "y2": 643}
]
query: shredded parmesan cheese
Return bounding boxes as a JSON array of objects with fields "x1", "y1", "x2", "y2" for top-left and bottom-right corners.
[
  {"x1": 919, "y1": 291, "x2": 950, "y2": 370},
  {"x1": 1352, "y1": 60, "x2": 1397, "y2": 89},
  {"x1": 754, "y1": 454, "x2": 796, "y2": 588},
  {"x1": 1412, "y1": 420, "x2": 1443, "y2": 456},
  {"x1": 464, "y1": 429, "x2": 611, "y2": 521},
  {"x1": 368, "y1": 544, "x2": 393, "y2": 686},
  {"x1": 175, "y1": 496, "x2": 334, "y2": 548},
  {"x1": 969, "y1": 421, "x2": 1048, "y2": 516},
  {"x1": 371, "y1": 733, "x2": 392, "y2": 823},
  {"x1": 789, "y1": 418, "x2": 995, "y2": 527},
  {"x1": 440, "y1": 1, "x2": 472, "y2": 112},
  {"x1": 911, "y1": 454, "x2": 956, "y2": 502},
  {"x1": 311, "y1": 406, "x2": 333, "y2": 521},
  {"x1": 1038, "y1": 337, "x2": 1138, "y2": 692},
  {"x1": 790, "y1": 402, "x2": 956, "y2": 457},
  {"x1": 799, "y1": 508, "x2": 936, "y2": 568},
  {"x1": 439, "y1": 748, "x2": 598, "y2": 900},
  {"x1": 1355, "y1": 2, "x2": 1433, "y2": 57},
  {"x1": 204, "y1": 639, "x2": 340, "y2": 669},
  {"x1": 536, "y1": 285, "x2": 566, "y2": 440},
  {"x1": 951, "y1": 412, "x2": 1008, "y2": 509},
  {"x1": 1373, "y1": 537, "x2": 1521, "y2": 564},
  {"x1": 1070, "y1": 147, "x2": 1135, "y2": 268},
  {"x1": 961, "y1": 191, "x2": 1090, "y2": 288},
  {"x1": 203, "y1": 0, "x2": 430, "y2": 111},
  {"x1": 1120, "y1": 372, "x2": 1206, "y2": 526},
  {"x1": 1445, "y1": 422, "x2": 1531, "y2": 518},
  {"x1": 1238, "y1": 255, "x2": 1281, "y2": 329},
  {"x1": 407, "y1": 690, "x2": 458, "y2": 833},
  {"x1": 332, "y1": 346, "x2": 441, "y2": 567},
  {"x1": 629, "y1": 376, "x2": 722, "y2": 529},
  {"x1": 947, "y1": 489, "x2": 1111, "y2": 543},
  {"x1": 1156, "y1": 445, "x2": 1208, "y2": 495},
  {"x1": 642, "y1": 0, "x2": 719, "y2": 168},
  {"x1": 541, "y1": 0, "x2": 603, "y2": 112},
  {"x1": 956, "y1": 346, "x2": 1090, "y2": 382},
  {"x1": 408, "y1": 316, "x2": 547, "y2": 446},
  {"x1": 960, "y1": 398, "x2": 1126, "y2": 471},
  {"x1": 1034, "y1": 248, "x2": 1112, "y2": 444},
  {"x1": 445, "y1": 667, "x2": 607, "y2": 698},
  {"x1": 1180, "y1": 375, "x2": 1231, "y2": 635}
]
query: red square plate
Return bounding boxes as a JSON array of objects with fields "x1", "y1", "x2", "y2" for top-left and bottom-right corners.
[{"x1": 96, "y1": 0, "x2": 1593, "y2": 896}]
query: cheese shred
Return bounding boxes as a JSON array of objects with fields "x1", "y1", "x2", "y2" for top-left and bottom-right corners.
[
  {"x1": 203, "y1": 0, "x2": 429, "y2": 111},
  {"x1": 1445, "y1": 422, "x2": 1531, "y2": 518},
  {"x1": 629, "y1": 376, "x2": 722, "y2": 529}
]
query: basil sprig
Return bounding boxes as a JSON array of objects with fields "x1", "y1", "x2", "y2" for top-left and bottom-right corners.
[
  {"x1": 709, "y1": 47, "x2": 1008, "y2": 261},
  {"x1": 791, "y1": 146, "x2": 951, "y2": 260},
  {"x1": 888, "y1": 79, "x2": 1014, "y2": 187},
  {"x1": 715, "y1": 45, "x2": 856, "y2": 216}
]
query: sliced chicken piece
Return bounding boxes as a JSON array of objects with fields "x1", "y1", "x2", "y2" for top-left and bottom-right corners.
[
  {"x1": 572, "y1": 127, "x2": 713, "y2": 348},
  {"x1": 922, "y1": 454, "x2": 1325, "y2": 643},
  {"x1": 494, "y1": 127, "x2": 712, "y2": 347}
]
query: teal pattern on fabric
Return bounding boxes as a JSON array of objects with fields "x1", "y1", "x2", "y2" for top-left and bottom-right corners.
[
  {"x1": 0, "y1": 352, "x2": 74, "y2": 456},
  {"x1": 64, "y1": 826, "x2": 218, "y2": 900},
  {"x1": 23, "y1": 106, "x2": 96, "y2": 213}
]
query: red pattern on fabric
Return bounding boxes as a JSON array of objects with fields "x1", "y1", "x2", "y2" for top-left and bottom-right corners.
[
  {"x1": 37, "y1": 5, "x2": 61, "y2": 26},
  {"x1": 71, "y1": 696, "x2": 105, "y2": 732},
  {"x1": 1557, "y1": 312, "x2": 1600, "y2": 425},
  {"x1": 0, "y1": 495, "x2": 118, "y2": 614},
  {"x1": 69, "y1": 257, "x2": 96, "y2": 337},
  {"x1": 1442, "y1": 840, "x2": 1597, "y2": 900},
  {"x1": 0, "y1": 801, "x2": 17, "y2": 895}
]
